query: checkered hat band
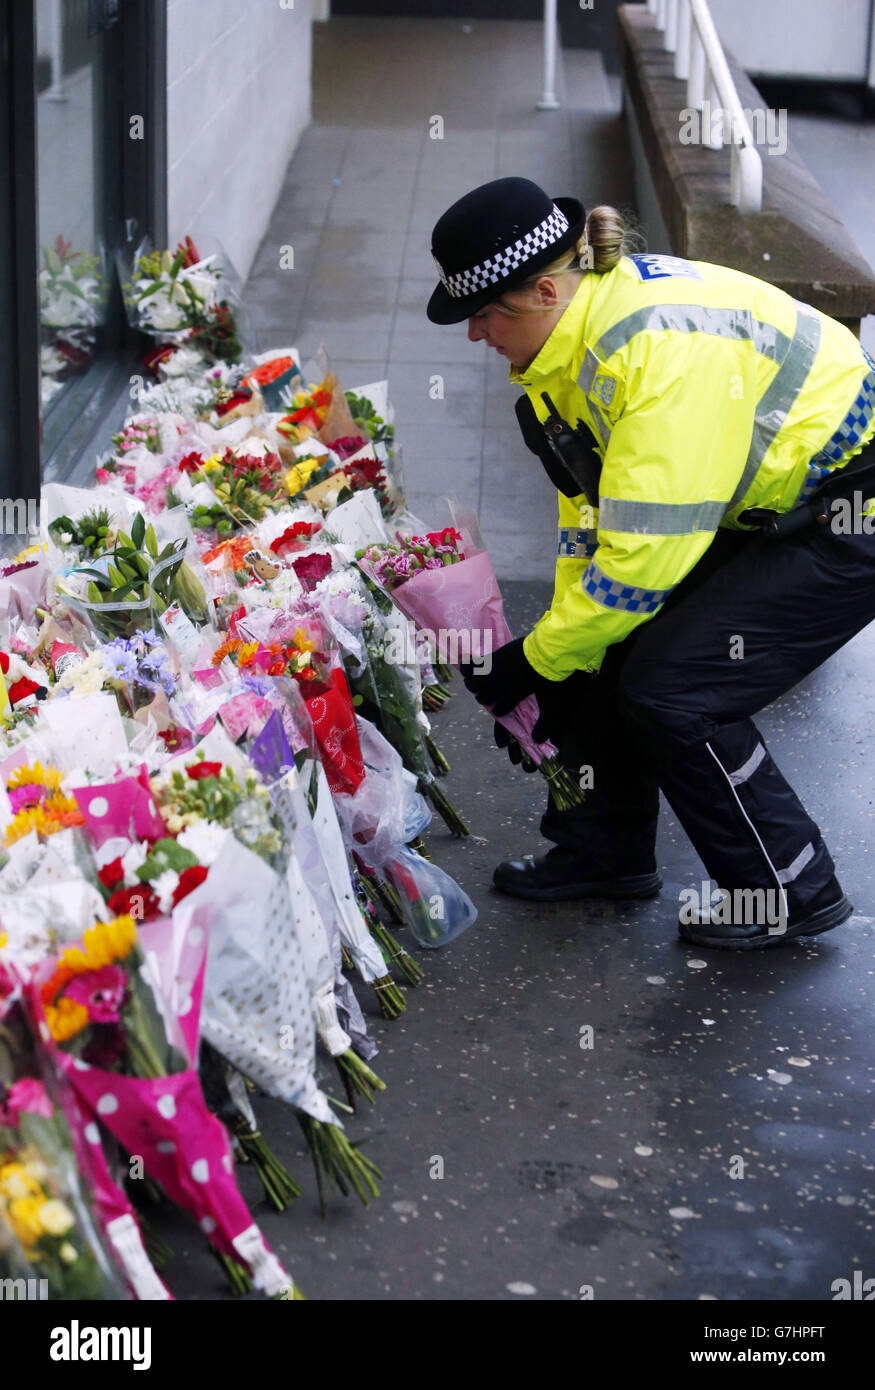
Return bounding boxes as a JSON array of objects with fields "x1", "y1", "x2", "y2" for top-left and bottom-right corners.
[{"x1": 436, "y1": 205, "x2": 571, "y2": 299}]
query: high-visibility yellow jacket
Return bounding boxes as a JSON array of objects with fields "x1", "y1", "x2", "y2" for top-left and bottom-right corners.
[{"x1": 509, "y1": 253, "x2": 875, "y2": 681}]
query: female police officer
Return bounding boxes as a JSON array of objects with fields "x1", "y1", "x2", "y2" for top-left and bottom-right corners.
[{"x1": 427, "y1": 176, "x2": 875, "y2": 950}]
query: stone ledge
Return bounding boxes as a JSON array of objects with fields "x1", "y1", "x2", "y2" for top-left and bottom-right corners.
[{"x1": 618, "y1": 4, "x2": 875, "y2": 330}]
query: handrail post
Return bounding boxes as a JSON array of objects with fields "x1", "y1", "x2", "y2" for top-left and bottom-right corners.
[
  {"x1": 688, "y1": 26, "x2": 705, "y2": 108},
  {"x1": 664, "y1": 0, "x2": 679, "y2": 53},
  {"x1": 674, "y1": 0, "x2": 692, "y2": 80},
  {"x1": 536, "y1": 0, "x2": 561, "y2": 111}
]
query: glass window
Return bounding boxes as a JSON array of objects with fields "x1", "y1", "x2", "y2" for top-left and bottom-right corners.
[{"x1": 36, "y1": 0, "x2": 111, "y2": 462}]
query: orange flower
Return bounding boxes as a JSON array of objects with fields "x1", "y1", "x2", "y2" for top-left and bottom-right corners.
[
  {"x1": 44, "y1": 996, "x2": 89, "y2": 1043},
  {"x1": 212, "y1": 637, "x2": 244, "y2": 667},
  {"x1": 235, "y1": 642, "x2": 259, "y2": 670}
]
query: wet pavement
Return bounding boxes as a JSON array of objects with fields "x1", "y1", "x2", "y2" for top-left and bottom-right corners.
[{"x1": 152, "y1": 583, "x2": 874, "y2": 1302}]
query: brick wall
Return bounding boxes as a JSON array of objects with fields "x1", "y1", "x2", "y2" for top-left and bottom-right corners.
[{"x1": 166, "y1": 0, "x2": 312, "y2": 280}]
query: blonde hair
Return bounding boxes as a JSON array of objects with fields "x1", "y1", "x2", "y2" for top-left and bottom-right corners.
[{"x1": 495, "y1": 205, "x2": 644, "y2": 315}]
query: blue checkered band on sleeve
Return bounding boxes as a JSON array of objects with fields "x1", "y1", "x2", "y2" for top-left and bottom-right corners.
[
  {"x1": 795, "y1": 357, "x2": 875, "y2": 501},
  {"x1": 810, "y1": 361, "x2": 875, "y2": 464},
  {"x1": 581, "y1": 560, "x2": 672, "y2": 613},
  {"x1": 557, "y1": 527, "x2": 598, "y2": 558}
]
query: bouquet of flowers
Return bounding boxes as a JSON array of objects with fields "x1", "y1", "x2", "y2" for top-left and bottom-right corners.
[
  {"x1": 30, "y1": 913, "x2": 303, "y2": 1297},
  {"x1": 359, "y1": 517, "x2": 584, "y2": 811},
  {"x1": 40, "y1": 236, "x2": 107, "y2": 332},
  {"x1": 180, "y1": 447, "x2": 290, "y2": 527},
  {"x1": 120, "y1": 235, "x2": 242, "y2": 362},
  {"x1": 0, "y1": 1082, "x2": 126, "y2": 1300},
  {"x1": 56, "y1": 512, "x2": 210, "y2": 640}
]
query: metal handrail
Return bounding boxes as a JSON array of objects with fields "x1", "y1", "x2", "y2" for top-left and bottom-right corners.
[{"x1": 647, "y1": 0, "x2": 763, "y2": 212}]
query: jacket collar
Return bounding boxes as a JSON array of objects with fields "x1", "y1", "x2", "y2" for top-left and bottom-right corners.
[{"x1": 508, "y1": 272, "x2": 599, "y2": 386}]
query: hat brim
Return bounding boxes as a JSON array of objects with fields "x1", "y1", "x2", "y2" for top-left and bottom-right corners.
[{"x1": 426, "y1": 196, "x2": 586, "y2": 326}]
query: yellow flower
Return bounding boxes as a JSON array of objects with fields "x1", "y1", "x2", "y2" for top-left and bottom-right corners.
[
  {"x1": 0, "y1": 932, "x2": 6, "y2": 950},
  {"x1": 293, "y1": 627, "x2": 315, "y2": 653},
  {"x1": 8, "y1": 762, "x2": 63, "y2": 793},
  {"x1": 59, "y1": 1241, "x2": 78, "y2": 1264},
  {"x1": 284, "y1": 456, "x2": 321, "y2": 495},
  {"x1": 39, "y1": 1199, "x2": 75, "y2": 1237},
  {"x1": 8, "y1": 1196, "x2": 44, "y2": 1247},
  {"x1": 13, "y1": 542, "x2": 47, "y2": 563},
  {"x1": 202, "y1": 453, "x2": 222, "y2": 472},
  {"x1": 0, "y1": 1163, "x2": 43, "y2": 1201},
  {"x1": 44, "y1": 997, "x2": 89, "y2": 1043}
]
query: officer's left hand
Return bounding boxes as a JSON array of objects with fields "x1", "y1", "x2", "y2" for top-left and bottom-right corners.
[
  {"x1": 460, "y1": 635, "x2": 539, "y2": 717},
  {"x1": 531, "y1": 675, "x2": 570, "y2": 746}
]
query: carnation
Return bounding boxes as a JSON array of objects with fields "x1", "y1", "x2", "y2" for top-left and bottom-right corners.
[
  {"x1": 176, "y1": 821, "x2": 227, "y2": 866},
  {"x1": 121, "y1": 839, "x2": 151, "y2": 888}
]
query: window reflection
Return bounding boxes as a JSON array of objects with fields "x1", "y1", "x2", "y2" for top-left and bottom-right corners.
[{"x1": 36, "y1": 0, "x2": 106, "y2": 418}]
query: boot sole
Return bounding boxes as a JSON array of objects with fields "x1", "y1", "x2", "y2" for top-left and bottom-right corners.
[
  {"x1": 677, "y1": 895, "x2": 854, "y2": 950},
  {"x1": 493, "y1": 871, "x2": 663, "y2": 903}
]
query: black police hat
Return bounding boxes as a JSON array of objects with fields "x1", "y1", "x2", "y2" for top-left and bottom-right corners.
[{"x1": 427, "y1": 177, "x2": 586, "y2": 325}]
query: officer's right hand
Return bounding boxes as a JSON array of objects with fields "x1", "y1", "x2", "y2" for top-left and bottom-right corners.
[{"x1": 494, "y1": 721, "x2": 536, "y2": 772}]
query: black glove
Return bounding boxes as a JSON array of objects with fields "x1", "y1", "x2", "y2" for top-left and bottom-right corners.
[
  {"x1": 531, "y1": 668, "x2": 596, "y2": 746},
  {"x1": 460, "y1": 635, "x2": 539, "y2": 717},
  {"x1": 494, "y1": 721, "x2": 537, "y2": 772},
  {"x1": 531, "y1": 675, "x2": 570, "y2": 746}
]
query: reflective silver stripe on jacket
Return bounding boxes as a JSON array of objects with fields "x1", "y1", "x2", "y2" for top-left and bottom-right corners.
[
  {"x1": 594, "y1": 305, "x2": 791, "y2": 364},
  {"x1": 726, "y1": 302, "x2": 822, "y2": 511},
  {"x1": 577, "y1": 347, "x2": 612, "y2": 450},
  {"x1": 598, "y1": 497, "x2": 729, "y2": 534},
  {"x1": 585, "y1": 299, "x2": 821, "y2": 522}
]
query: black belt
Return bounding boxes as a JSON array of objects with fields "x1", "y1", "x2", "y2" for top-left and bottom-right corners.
[{"x1": 738, "y1": 443, "x2": 875, "y2": 539}]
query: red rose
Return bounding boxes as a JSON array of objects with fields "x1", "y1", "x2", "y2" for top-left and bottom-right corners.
[
  {"x1": 108, "y1": 885, "x2": 160, "y2": 921},
  {"x1": 98, "y1": 858, "x2": 125, "y2": 888},
  {"x1": 0, "y1": 652, "x2": 8, "y2": 674},
  {"x1": 186, "y1": 761, "x2": 222, "y2": 781},
  {"x1": 330, "y1": 434, "x2": 367, "y2": 461},
  {"x1": 290, "y1": 552, "x2": 332, "y2": 592},
  {"x1": 172, "y1": 864, "x2": 209, "y2": 905}
]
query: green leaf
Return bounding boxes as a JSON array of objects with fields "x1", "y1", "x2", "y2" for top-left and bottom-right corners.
[
  {"x1": 136, "y1": 837, "x2": 199, "y2": 880},
  {"x1": 131, "y1": 513, "x2": 146, "y2": 550}
]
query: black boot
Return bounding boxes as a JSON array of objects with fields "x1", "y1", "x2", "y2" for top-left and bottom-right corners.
[
  {"x1": 494, "y1": 825, "x2": 662, "y2": 902},
  {"x1": 678, "y1": 876, "x2": 853, "y2": 950}
]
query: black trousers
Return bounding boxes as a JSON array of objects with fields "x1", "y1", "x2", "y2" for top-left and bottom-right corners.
[{"x1": 542, "y1": 496, "x2": 875, "y2": 916}]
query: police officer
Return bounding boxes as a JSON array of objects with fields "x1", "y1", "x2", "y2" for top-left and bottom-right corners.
[{"x1": 427, "y1": 177, "x2": 875, "y2": 950}]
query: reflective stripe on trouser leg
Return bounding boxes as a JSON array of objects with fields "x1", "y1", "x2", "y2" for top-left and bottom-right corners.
[{"x1": 623, "y1": 717, "x2": 836, "y2": 919}]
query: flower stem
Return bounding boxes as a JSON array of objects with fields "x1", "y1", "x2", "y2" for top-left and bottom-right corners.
[
  {"x1": 372, "y1": 974, "x2": 406, "y2": 1018},
  {"x1": 369, "y1": 920, "x2": 425, "y2": 985},
  {"x1": 211, "y1": 1246, "x2": 252, "y2": 1296},
  {"x1": 297, "y1": 1115, "x2": 383, "y2": 1209},
  {"x1": 539, "y1": 755, "x2": 586, "y2": 811},
  {"x1": 421, "y1": 777, "x2": 470, "y2": 837},
  {"x1": 425, "y1": 732, "x2": 450, "y2": 776},
  {"x1": 335, "y1": 1048, "x2": 386, "y2": 1107}
]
